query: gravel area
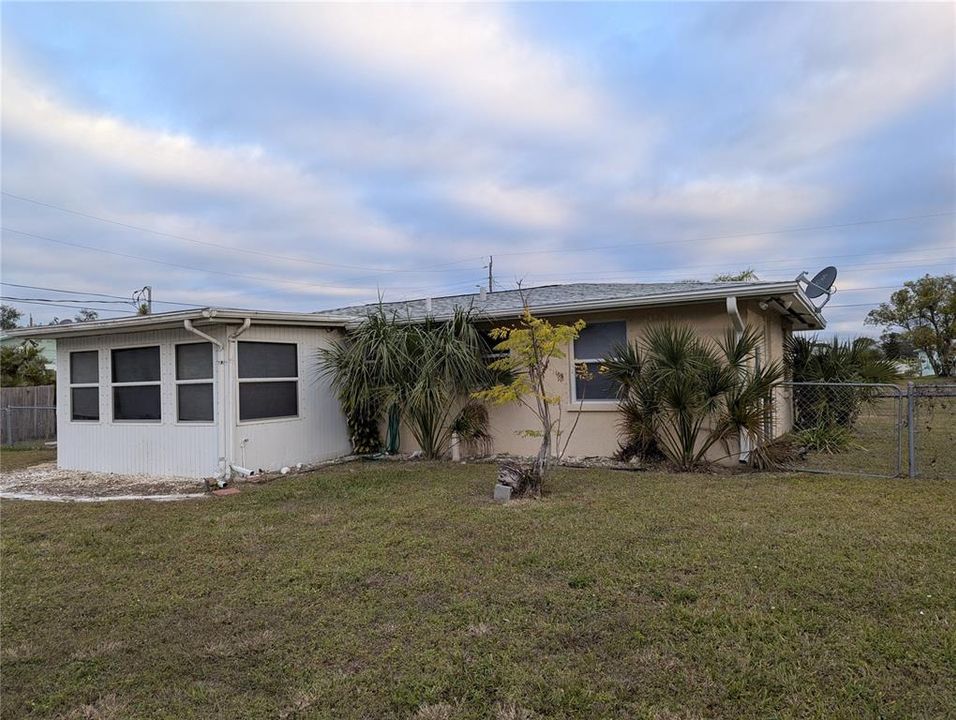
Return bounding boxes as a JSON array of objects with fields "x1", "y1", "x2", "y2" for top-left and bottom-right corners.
[{"x1": 0, "y1": 462, "x2": 207, "y2": 502}]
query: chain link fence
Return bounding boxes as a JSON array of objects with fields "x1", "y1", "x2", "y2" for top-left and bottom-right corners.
[
  {"x1": 783, "y1": 382, "x2": 903, "y2": 477},
  {"x1": 908, "y1": 383, "x2": 956, "y2": 480},
  {"x1": 0, "y1": 406, "x2": 57, "y2": 446}
]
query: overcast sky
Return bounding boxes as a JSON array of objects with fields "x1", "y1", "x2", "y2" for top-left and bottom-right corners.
[{"x1": 1, "y1": 2, "x2": 953, "y2": 334}]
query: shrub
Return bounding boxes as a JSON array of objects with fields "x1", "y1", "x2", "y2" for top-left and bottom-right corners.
[{"x1": 602, "y1": 324, "x2": 782, "y2": 471}]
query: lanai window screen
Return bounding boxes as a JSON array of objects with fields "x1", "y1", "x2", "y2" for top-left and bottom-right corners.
[
  {"x1": 237, "y1": 341, "x2": 298, "y2": 421},
  {"x1": 70, "y1": 350, "x2": 99, "y2": 421},
  {"x1": 112, "y1": 346, "x2": 161, "y2": 421},
  {"x1": 176, "y1": 342, "x2": 214, "y2": 422},
  {"x1": 573, "y1": 321, "x2": 626, "y2": 401}
]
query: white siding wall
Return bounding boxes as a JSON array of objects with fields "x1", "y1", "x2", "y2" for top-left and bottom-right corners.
[
  {"x1": 232, "y1": 325, "x2": 350, "y2": 472},
  {"x1": 57, "y1": 326, "x2": 224, "y2": 477},
  {"x1": 56, "y1": 323, "x2": 351, "y2": 478}
]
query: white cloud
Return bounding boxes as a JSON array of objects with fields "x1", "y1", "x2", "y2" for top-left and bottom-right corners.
[
  {"x1": 738, "y1": 3, "x2": 954, "y2": 167},
  {"x1": 1, "y1": 59, "x2": 408, "y2": 254},
  {"x1": 255, "y1": 4, "x2": 604, "y2": 136}
]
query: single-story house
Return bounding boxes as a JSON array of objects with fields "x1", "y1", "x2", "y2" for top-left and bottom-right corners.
[
  {"x1": 324, "y1": 281, "x2": 826, "y2": 460},
  {"x1": 6, "y1": 281, "x2": 825, "y2": 478}
]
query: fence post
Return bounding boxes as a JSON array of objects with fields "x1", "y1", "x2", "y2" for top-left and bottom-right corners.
[
  {"x1": 906, "y1": 382, "x2": 916, "y2": 478},
  {"x1": 3, "y1": 407, "x2": 12, "y2": 447}
]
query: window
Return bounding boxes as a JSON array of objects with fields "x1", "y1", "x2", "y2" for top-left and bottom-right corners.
[
  {"x1": 573, "y1": 321, "x2": 626, "y2": 401},
  {"x1": 238, "y1": 342, "x2": 298, "y2": 421},
  {"x1": 176, "y1": 343, "x2": 214, "y2": 422},
  {"x1": 70, "y1": 350, "x2": 99, "y2": 421},
  {"x1": 112, "y1": 346, "x2": 161, "y2": 421}
]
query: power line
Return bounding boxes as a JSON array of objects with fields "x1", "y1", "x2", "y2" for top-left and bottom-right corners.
[
  {"x1": 0, "y1": 190, "x2": 484, "y2": 277},
  {"x1": 1, "y1": 226, "x2": 484, "y2": 296},
  {"x1": 0, "y1": 282, "x2": 202, "y2": 308},
  {"x1": 0, "y1": 297, "x2": 131, "y2": 314},
  {"x1": 1, "y1": 296, "x2": 137, "y2": 305},
  {"x1": 487, "y1": 210, "x2": 955, "y2": 259}
]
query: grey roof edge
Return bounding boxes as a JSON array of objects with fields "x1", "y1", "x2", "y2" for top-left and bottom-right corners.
[
  {"x1": 3, "y1": 307, "x2": 357, "y2": 339},
  {"x1": 333, "y1": 282, "x2": 826, "y2": 329}
]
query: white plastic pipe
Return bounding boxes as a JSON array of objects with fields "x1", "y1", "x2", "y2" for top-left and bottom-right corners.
[{"x1": 184, "y1": 320, "x2": 228, "y2": 482}]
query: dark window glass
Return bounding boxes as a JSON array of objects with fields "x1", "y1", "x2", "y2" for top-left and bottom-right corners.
[
  {"x1": 71, "y1": 387, "x2": 99, "y2": 421},
  {"x1": 575, "y1": 362, "x2": 619, "y2": 401},
  {"x1": 574, "y1": 321, "x2": 626, "y2": 360},
  {"x1": 112, "y1": 346, "x2": 160, "y2": 382},
  {"x1": 178, "y1": 383, "x2": 213, "y2": 422},
  {"x1": 176, "y1": 343, "x2": 213, "y2": 380},
  {"x1": 239, "y1": 381, "x2": 298, "y2": 421},
  {"x1": 70, "y1": 351, "x2": 98, "y2": 384},
  {"x1": 113, "y1": 385, "x2": 161, "y2": 421},
  {"x1": 238, "y1": 342, "x2": 297, "y2": 379}
]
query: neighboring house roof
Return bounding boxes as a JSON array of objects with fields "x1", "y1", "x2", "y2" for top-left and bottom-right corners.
[
  {"x1": 321, "y1": 281, "x2": 826, "y2": 329},
  {"x1": 3, "y1": 307, "x2": 353, "y2": 339}
]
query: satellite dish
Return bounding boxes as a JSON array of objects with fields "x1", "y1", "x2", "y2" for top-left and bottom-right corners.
[{"x1": 795, "y1": 266, "x2": 837, "y2": 310}]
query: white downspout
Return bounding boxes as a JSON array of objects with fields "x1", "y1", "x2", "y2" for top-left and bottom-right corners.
[
  {"x1": 226, "y1": 319, "x2": 252, "y2": 478},
  {"x1": 184, "y1": 319, "x2": 228, "y2": 484},
  {"x1": 725, "y1": 297, "x2": 751, "y2": 463}
]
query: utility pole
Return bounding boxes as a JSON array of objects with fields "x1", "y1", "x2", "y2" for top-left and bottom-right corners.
[
  {"x1": 133, "y1": 286, "x2": 153, "y2": 315},
  {"x1": 487, "y1": 256, "x2": 494, "y2": 293}
]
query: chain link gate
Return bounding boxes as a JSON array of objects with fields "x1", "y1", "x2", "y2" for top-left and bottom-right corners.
[
  {"x1": 781, "y1": 382, "x2": 903, "y2": 478},
  {"x1": 907, "y1": 383, "x2": 956, "y2": 480}
]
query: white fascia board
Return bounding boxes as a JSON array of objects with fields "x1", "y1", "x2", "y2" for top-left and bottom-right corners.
[{"x1": 4, "y1": 307, "x2": 355, "y2": 339}]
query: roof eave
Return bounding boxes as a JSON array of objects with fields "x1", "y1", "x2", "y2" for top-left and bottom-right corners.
[
  {"x1": 3, "y1": 307, "x2": 356, "y2": 339},
  {"x1": 370, "y1": 282, "x2": 826, "y2": 329}
]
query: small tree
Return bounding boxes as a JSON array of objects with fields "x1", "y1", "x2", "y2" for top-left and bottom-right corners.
[
  {"x1": 472, "y1": 309, "x2": 586, "y2": 496},
  {"x1": 74, "y1": 309, "x2": 99, "y2": 323},
  {"x1": 0, "y1": 341, "x2": 55, "y2": 387},
  {"x1": 865, "y1": 274, "x2": 955, "y2": 376},
  {"x1": 713, "y1": 268, "x2": 759, "y2": 282},
  {"x1": 1, "y1": 304, "x2": 22, "y2": 330}
]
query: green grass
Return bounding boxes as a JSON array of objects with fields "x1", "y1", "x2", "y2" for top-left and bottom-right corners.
[
  {"x1": 0, "y1": 445, "x2": 56, "y2": 472},
  {"x1": 2, "y1": 463, "x2": 955, "y2": 719}
]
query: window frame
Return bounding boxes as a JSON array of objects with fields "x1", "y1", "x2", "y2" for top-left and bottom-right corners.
[
  {"x1": 69, "y1": 350, "x2": 100, "y2": 422},
  {"x1": 570, "y1": 320, "x2": 627, "y2": 404},
  {"x1": 110, "y1": 343, "x2": 162, "y2": 423},
  {"x1": 236, "y1": 340, "x2": 300, "y2": 424},
  {"x1": 175, "y1": 342, "x2": 215, "y2": 424}
]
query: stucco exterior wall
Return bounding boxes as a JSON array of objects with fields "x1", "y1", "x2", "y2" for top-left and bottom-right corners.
[{"x1": 398, "y1": 300, "x2": 792, "y2": 460}]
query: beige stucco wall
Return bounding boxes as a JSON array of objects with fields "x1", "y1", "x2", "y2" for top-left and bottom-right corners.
[{"x1": 398, "y1": 300, "x2": 794, "y2": 460}]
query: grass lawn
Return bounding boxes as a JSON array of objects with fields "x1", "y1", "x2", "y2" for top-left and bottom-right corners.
[
  {"x1": 2, "y1": 462, "x2": 954, "y2": 719},
  {"x1": 0, "y1": 445, "x2": 57, "y2": 472}
]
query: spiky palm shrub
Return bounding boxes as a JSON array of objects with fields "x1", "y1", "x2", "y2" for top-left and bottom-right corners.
[
  {"x1": 318, "y1": 306, "x2": 492, "y2": 459},
  {"x1": 602, "y1": 324, "x2": 782, "y2": 471},
  {"x1": 402, "y1": 311, "x2": 492, "y2": 459},
  {"x1": 785, "y1": 334, "x2": 899, "y2": 431}
]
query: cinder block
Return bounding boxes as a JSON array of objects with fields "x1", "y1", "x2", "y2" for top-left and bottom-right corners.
[{"x1": 493, "y1": 484, "x2": 513, "y2": 502}]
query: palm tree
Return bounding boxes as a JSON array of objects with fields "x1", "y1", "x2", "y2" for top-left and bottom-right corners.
[
  {"x1": 601, "y1": 324, "x2": 782, "y2": 471},
  {"x1": 784, "y1": 334, "x2": 899, "y2": 432},
  {"x1": 318, "y1": 305, "x2": 493, "y2": 459}
]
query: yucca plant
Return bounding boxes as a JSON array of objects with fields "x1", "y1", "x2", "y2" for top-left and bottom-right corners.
[{"x1": 602, "y1": 324, "x2": 782, "y2": 471}]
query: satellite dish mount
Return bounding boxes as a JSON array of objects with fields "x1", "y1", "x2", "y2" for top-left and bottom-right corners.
[{"x1": 795, "y1": 265, "x2": 837, "y2": 311}]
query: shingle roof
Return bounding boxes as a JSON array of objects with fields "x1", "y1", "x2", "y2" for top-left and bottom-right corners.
[{"x1": 320, "y1": 281, "x2": 795, "y2": 322}]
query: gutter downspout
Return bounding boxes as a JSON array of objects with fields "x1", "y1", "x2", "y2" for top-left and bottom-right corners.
[
  {"x1": 725, "y1": 297, "x2": 751, "y2": 463},
  {"x1": 184, "y1": 320, "x2": 228, "y2": 484},
  {"x1": 226, "y1": 319, "x2": 252, "y2": 479}
]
